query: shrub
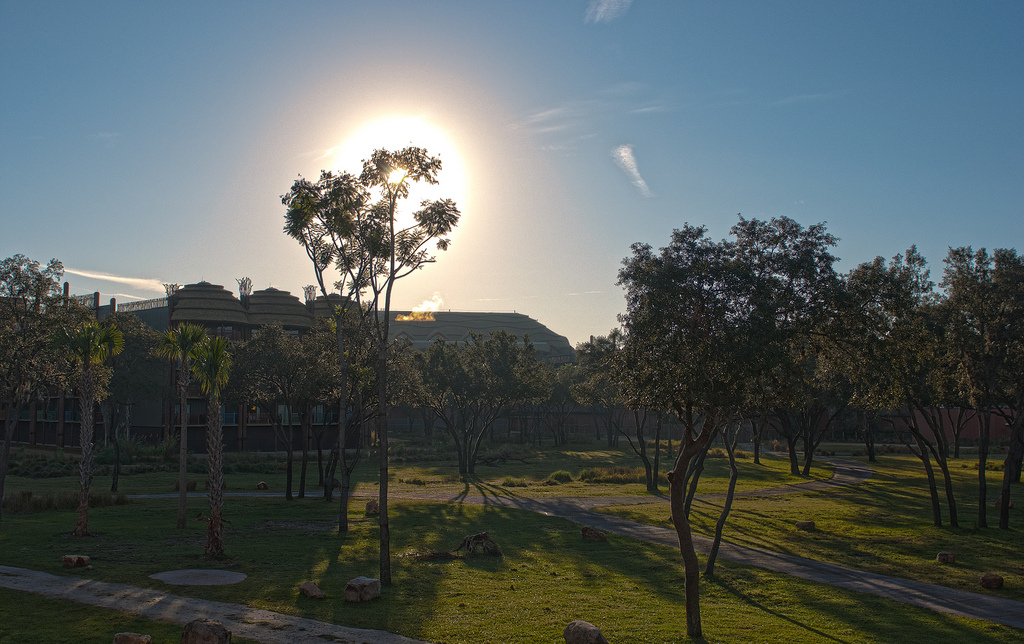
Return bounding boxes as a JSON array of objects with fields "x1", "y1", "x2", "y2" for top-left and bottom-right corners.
[
  {"x1": 578, "y1": 466, "x2": 646, "y2": 484},
  {"x1": 548, "y1": 470, "x2": 573, "y2": 483},
  {"x1": 2, "y1": 490, "x2": 128, "y2": 514},
  {"x1": 8, "y1": 451, "x2": 76, "y2": 479},
  {"x1": 501, "y1": 476, "x2": 528, "y2": 488}
]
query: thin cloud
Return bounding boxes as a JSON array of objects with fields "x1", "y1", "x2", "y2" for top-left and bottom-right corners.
[
  {"x1": 65, "y1": 268, "x2": 166, "y2": 292},
  {"x1": 612, "y1": 144, "x2": 652, "y2": 197},
  {"x1": 585, "y1": 0, "x2": 633, "y2": 23}
]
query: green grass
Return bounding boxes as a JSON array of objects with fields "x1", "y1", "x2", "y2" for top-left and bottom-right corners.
[
  {"x1": 599, "y1": 454, "x2": 1024, "y2": 602},
  {"x1": 0, "y1": 495, "x2": 1020, "y2": 643}
]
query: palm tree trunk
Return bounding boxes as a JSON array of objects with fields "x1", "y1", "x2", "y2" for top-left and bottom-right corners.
[
  {"x1": 75, "y1": 369, "x2": 96, "y2": 537},
  {"x1": 176, "y1": 368, "x2": 189, "y2": 529},
  {"x1": 205, "y1": 393, "x2": 225, "y2": 557}
]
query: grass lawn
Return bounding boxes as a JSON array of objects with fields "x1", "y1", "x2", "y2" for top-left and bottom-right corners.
[
  {"x1": 1, "y1": 447, "x2": 1021, "y2": 642},
  {"x1": 599, "y1": 454, "x2": 1024, "y2": 602}
]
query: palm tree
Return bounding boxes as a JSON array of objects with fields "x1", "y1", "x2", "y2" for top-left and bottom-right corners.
[
  {"x1": 191, "y1": 335, "x2": 231, "y2": 557},
  {"x1": 57, "y1": 321, "x2": 124, "y2": 537},
  {"x1": 158, "y1": 323, "x2": 208, "y2": 529}
]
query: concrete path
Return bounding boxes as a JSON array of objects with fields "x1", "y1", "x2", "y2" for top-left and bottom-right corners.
[{"x1": 0, "y1": 565, "x2": 429, "y2": 644}]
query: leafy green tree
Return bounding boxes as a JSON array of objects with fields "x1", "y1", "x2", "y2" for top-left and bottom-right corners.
[
  {"x1": 233, "y1": 324, "x2": 309, "y2": 500},
  {"x1": 0, "y1": 255, "x2": 80, "y2": 522},
  {"x1": 191, "y1": 336, "x2": 231, "y2": 557},
  {"x1": 618, "y1": 224, "x2": 752, "y2": 639},
  {"x1": 413, "y1": 331, "x2": 548, "y2": 475},
  {"x1": 573, "y1": 330, "x2": 627, "y2": 448},
  {"x1": 283, "y1": 147, "x2": 460, "y2": 584},
  {"x1": 55, "y1": 321, "x2": 124, "y2": 537},
  {"x1": 538, "y1": 364, "x2": 581, "y2": 447},
  {"x1": 158, "y1": 322, "x2": 208, "y2": 529}
]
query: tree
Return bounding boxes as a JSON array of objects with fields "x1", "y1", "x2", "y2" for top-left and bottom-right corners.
[
  {"x1": 158, "y1": 323, "x2": 209, "y2": 529},
  {"x1": 55, "y1": 321, "x2": 124, "y2": 537},
  {"x1": 538, "y1": 364, "x2": 581, "y2": 447},
  {"x1": 573, "y1": 331, "x2": 627, "y2": 448},
  {"x1": 233, "y1": 324, "x2": 305, "y2": 500},
  {"x1": 618, "y1": 224, "x2": 751, "y2": 639},
  {"x1": 0, "y1": 255, "x2": 78, "y2": 522},
  {"x1": 191, "y1": 336, "x2": 231, "y2": 557},
  {"x1": 99, "y1": 313, "x2": 163, "y2": 492},
  {"x1": 413, "y1": 331, "x2": 548, "y2": 475},
  {"x1": 284, "y1": 147, "x2": 460, "y2": 585}
]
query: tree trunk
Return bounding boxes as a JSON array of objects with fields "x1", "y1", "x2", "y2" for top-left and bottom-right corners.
[
  {"x1": 299, "y1": 410, "x2": 310, "y2": 499},
  {"x1": 999, "y1": 415, "x2": 1023, "y2": 529},
  {"x1": 377, "y1": 348, "x2": 391, "y2": 586},
  {"x1": 176, "y1": 373, "x2": 189, "y2": 530},
  {"x1": 0, "y1": 408, "x2": 21, "y2": 523},
  {"x1": 205, "y1": 393, "x2": 225, "y2": 557},
  {"x1": 704, "y1": 430, "x2": 739, "y2": 577},
  {"x1": 978, "y1": 410, "x2": 991, "y2": 529},
  {"x1": 75, "y1": 369, "x2": 96, "y2": 538}
]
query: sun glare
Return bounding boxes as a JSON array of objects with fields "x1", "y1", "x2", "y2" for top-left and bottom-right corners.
[{"x1": 332, "y1": 116, "x2": 467, "y2": 227}]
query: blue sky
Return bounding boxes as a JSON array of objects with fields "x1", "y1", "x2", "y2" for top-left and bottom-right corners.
[{"x1": 2, "y1": 1, "x2": 1022, "y2": 345}]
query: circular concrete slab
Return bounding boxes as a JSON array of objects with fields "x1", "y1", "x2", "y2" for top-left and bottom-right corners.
[{"x1": 149, "y1": 569, "x2": 247, "y2": 585}]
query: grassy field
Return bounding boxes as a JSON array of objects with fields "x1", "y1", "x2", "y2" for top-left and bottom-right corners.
[
  {"x1": 1, "y1": 445, "x2": 1022, "y2": 643},
  {"x1": 600, "y1": 454, "x2": 1024, "y2": 602}
]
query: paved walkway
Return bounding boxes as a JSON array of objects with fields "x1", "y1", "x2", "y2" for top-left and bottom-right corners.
[
  {"x1": 4, "y1": 457, "x2": 1022, "y2": 641},
  {"x1": 0, "y1": 564, "x2": 429, "y2": 644}
]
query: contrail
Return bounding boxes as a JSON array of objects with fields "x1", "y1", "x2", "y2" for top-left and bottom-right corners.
[
  {"x1": 612, "y1": 144, "x2": 652, "y2": 197},
  {"x1": 65, "y1": 268, "x2": 166, "y2": 292}
]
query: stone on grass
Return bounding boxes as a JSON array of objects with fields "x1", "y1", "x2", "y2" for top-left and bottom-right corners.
[
  {"x1": 563, "y1": 620, "x2": 608, "y2": 644},
  {"x1": 365, "y1": 499, "x2": 380, "y2": 514},
  {"x1": 980, "y1": 574, "x2": 1004, "y2": 590},
  {"x1": 345, "y1": 576, "x2": 381, "y2": 602},
  {"x1": 580, "y1": 526, "x2": 607, "y2": 542},
  {"x1": 936, "y1": 552, "x2": 956, "y2": 564},
  {"x1": 299, "y1": 580, "x2": 325, "y2": 599},
  {"x1": 113, "y1": 633, "x2": 152, "y2": 644},
  {"x1": 256, "y1": 481, "x2": 268, "y2": 490},
  {"x1": 61, "y1": 554, "x2": 90, "y2": 567},
  {"x1": 795, "y1": 521, "x2": 816, "y2": 531},
  {"x1": 180, "y1": 618, "x2": 231, "y2": 644}
]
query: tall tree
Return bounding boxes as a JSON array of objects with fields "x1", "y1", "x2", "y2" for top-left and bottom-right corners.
[
  {"x1": 55, "y1": 321, "x2": 124, "y2": 537},
  {"x1": 0, "y1": 255, "x2": 78, "y2": 522},
  {"x1": 618, "y1": 224, "x2": 751, "y2": 639},
  {"x1": 158, "y1": 323, "x2": 209, "y2": 529},
  {"x1": 283, "y1": 147, "x2": 460, "y2": 585},
  {"x1": 191, "y1": 336, "x2": 231, "y2": 557}
]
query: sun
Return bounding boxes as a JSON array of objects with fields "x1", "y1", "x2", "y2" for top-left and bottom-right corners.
[{"x1": 331, "y1": 116, "x2": 467, "y2": 226}]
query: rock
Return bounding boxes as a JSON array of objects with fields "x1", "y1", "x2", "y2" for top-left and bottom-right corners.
[
  {"x1": 299, "y1": 580, "x2": 325, "y2": 599},
  {"x1": 580, "y1": 526, "x2": 607, "y2": 542},
  {"x1": 980, "y1": 574, "x2": 1004, "y2": 590},
  {"x1": 180, "y1": 619, "x2": 231, "y2": 644},
  {"x1": 795, "y1": 521, "x2": 816, "y2": 531},
  {"x1": 256, "y1": 481, "x2": 268, "y2": 490},
  {"x1": 61, "y1": 554, "x2": 90, "y2": 567},
  {"x1": 936, "y1": 551, "x2": 956, "y2": 564},
  {"x1": 114, "y1": 634, "x2": 152, "y2": 644},
  {"x1": 365, "y1": 499, "x2": 379, "y2": 514},
  {"x1": 563, "y1": 620, "x2": 609, "y2": 644},
  {"x1": 345, "y1": 576, "x2": 381, "y2": 602}
]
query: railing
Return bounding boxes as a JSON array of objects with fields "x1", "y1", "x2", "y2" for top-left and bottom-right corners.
[{"x1": 117, "y1": 298, "x2": 167, "y2": 313}]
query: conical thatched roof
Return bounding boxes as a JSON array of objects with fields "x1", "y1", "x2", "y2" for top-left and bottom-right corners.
[
  {"x1": 312, "y1": 294, "x2": 353, "y2": 319},
  {"x1": 246, "y1": 287, "x2": 313, "y2": 329},
  {"x1": 170, "y1": 282, "x2": 248, "y2": 325}
]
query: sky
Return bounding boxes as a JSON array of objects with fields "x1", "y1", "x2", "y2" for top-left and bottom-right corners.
[{"x1": 2, "y1": 1, "x2": 1022, "y2": 346}]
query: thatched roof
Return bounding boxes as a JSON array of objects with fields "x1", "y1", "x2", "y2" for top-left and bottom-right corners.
[
  {"x1": 170, "y1": 282, "x2": 248, "y2": 325},
  {"x1": 246, "y1": 287, "x2": 313, "y2": 329}
]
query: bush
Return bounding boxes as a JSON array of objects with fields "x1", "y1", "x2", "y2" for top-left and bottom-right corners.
[
  {"x1": 578, "y1": 466, "x2": 646, "y2": 484},
  {"x1": 2, "y1": 490, "x2": 129, "y2": 514},
  {"x1": 501, "y1": 476, "x2": 528, "y2": 488},
  {"x1": 8, "y1": 451, "x2": 76, "y2": 479},
  {"x1": 548, "y1": 470, "x2": 573, "y2": 483}
]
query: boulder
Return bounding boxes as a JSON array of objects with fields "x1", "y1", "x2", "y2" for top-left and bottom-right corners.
[
  {"x1": 936, "y1": 552, "x2": 956, "y2": 564},
  {"x1": 580, "y1": 526, "x2": 607, "y2": 542},
  {"x1": 61, "y1": 554, "x2": 90, "y2": 567},
  {"x1": 113, "y1": 634, "x2": 152, "y2": 644},
  {"x1": 256, "y1": 481, "x2": 269, "y2": 490},
  {"x1": 299, "y1": 580, "x2": 325, "y2": 599},
  {"x1": 795, "y1": 521, "x2": 816, "y2": 531},
  {"x1": 365, "y1": 499, "x2": 380, "y2": 514},
  {"x1": 345, "y1": 576, "x2": 381, "y2": 602},
  {"x1": 180, "y1": 619, "x2": 231, "y2": 644},
  {"x1": 563, "y1": 620, "x2": 609, "y2": 644},
  {"x1": 980, "y1": 574, "x2": 1004, "y2": 590}
]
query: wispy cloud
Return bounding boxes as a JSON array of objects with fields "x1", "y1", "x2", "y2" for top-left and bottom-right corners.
[
  {"x1": 585, "y1": 0, "x2": 633, "y2": 23},
  {"x1": 65, "y1": 268, "x2": 166, "y2": 292},
  {"x1": 769, "y1": 90, "x2": 847, "y2": 107},
  {"x1": 612, "y1": 145, "x2": 652, "y2": 197}
]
